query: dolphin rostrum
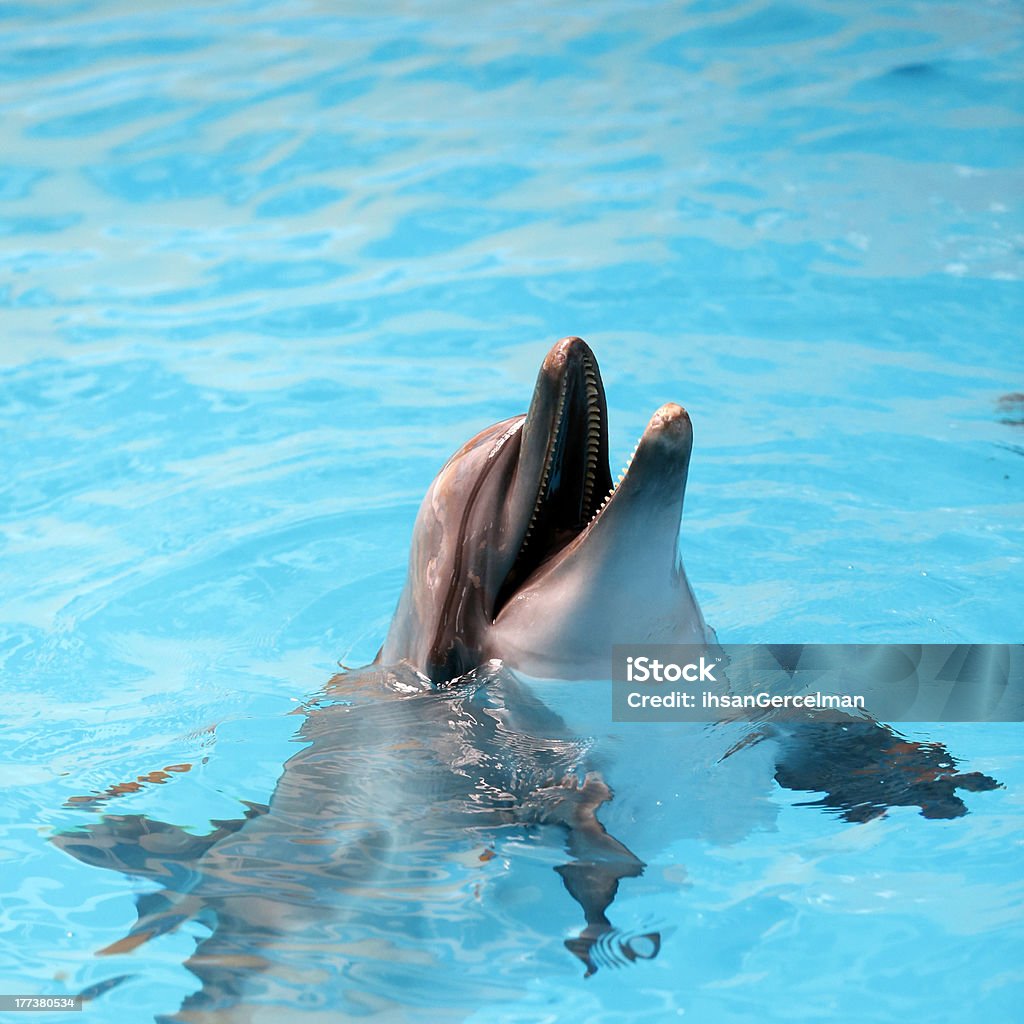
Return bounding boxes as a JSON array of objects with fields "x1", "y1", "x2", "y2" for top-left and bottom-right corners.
[{"x1": 380, "y1": 336, "x2": 712, "y2": 682}]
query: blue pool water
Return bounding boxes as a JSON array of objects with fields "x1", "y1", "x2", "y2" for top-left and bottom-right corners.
[{"x1": 1, "y1": 0, "x2": 1022, "y2": 1020}]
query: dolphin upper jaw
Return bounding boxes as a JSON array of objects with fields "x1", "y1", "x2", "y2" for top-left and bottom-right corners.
[{"x1": 494, "y1": 338, "x2": 613, "y2": 615}]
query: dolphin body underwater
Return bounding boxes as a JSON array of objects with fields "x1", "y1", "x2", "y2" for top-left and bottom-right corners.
[{"x1": 52, "y1": 338, "x2": 999, "y2": 1019}]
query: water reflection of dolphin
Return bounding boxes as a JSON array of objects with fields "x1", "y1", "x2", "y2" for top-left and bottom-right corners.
[
  {"x1": 54, "y1": 667, "x2": 998, "y2": 1020},
  {"x1": 52, "y1": 338, "x2": 999, "y2": 1018},
  {"x1": 55, "y1": 666, "x2": 664, "y2": 1017}
]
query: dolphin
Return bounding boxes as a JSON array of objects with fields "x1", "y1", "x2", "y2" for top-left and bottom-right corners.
[
  {"x1": 380, "y1": 336, "x2": 712, "y2": 682},
  {"x1": 49, "y1": 338, "x2": 1000, "y2": 1019},
  {"x1": 51, "y1": 669, "x2": 999, "y2": 1019}
]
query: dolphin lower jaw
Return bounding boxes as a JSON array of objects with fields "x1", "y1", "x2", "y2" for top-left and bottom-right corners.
[
  {"x1": 486, "y1": 402, "x2": 702, "y2": 677},
  {"x1": 531, "y1": 401, "x2": 695, "y2": 583}
]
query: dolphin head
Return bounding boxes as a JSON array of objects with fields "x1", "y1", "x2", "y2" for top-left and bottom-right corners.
[{"x1": 379, "y1": 337, "x2": 709, "y2": 682}]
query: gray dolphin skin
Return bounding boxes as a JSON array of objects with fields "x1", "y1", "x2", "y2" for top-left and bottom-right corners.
[{"x1": 380, "y1": 336, "x2": 712, "y2": 682}]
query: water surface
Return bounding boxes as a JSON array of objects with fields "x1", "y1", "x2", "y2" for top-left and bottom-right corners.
[{"x1": 1, "y1": 1, "x2": 1022, "y2": 1021}]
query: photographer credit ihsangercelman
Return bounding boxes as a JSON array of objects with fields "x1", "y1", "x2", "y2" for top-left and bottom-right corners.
[
  {"x1": 612, "y1": 644, "x2": 1023, "y2": 723},
  {"x1": 624, "y1": 652, "x2": 865, "y2": 712}
]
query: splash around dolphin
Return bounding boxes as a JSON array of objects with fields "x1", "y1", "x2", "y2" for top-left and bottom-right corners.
[{"x1": 380, "y1": 336, "x2": 712, "y2": 682}]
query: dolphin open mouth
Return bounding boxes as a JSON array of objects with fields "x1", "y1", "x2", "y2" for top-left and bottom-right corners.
[
  {"x1": 381, "y1": 334, "x2": 701, "y2": 683},
  {"x1": 495, "y1": 339, "x2": 614, "y2": 613},
  {"x1": 493, "y1": 338, "x2": 695, "y2": 622}
]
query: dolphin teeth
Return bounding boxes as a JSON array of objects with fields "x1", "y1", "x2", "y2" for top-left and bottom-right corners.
[{"x1": 582, "y1": 373, "x2": 602, "y2": 516}]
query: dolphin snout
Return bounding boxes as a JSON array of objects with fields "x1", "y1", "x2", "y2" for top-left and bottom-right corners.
[{"x1": 542, "y1": 335, "x2": 591, "y2": 374}]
